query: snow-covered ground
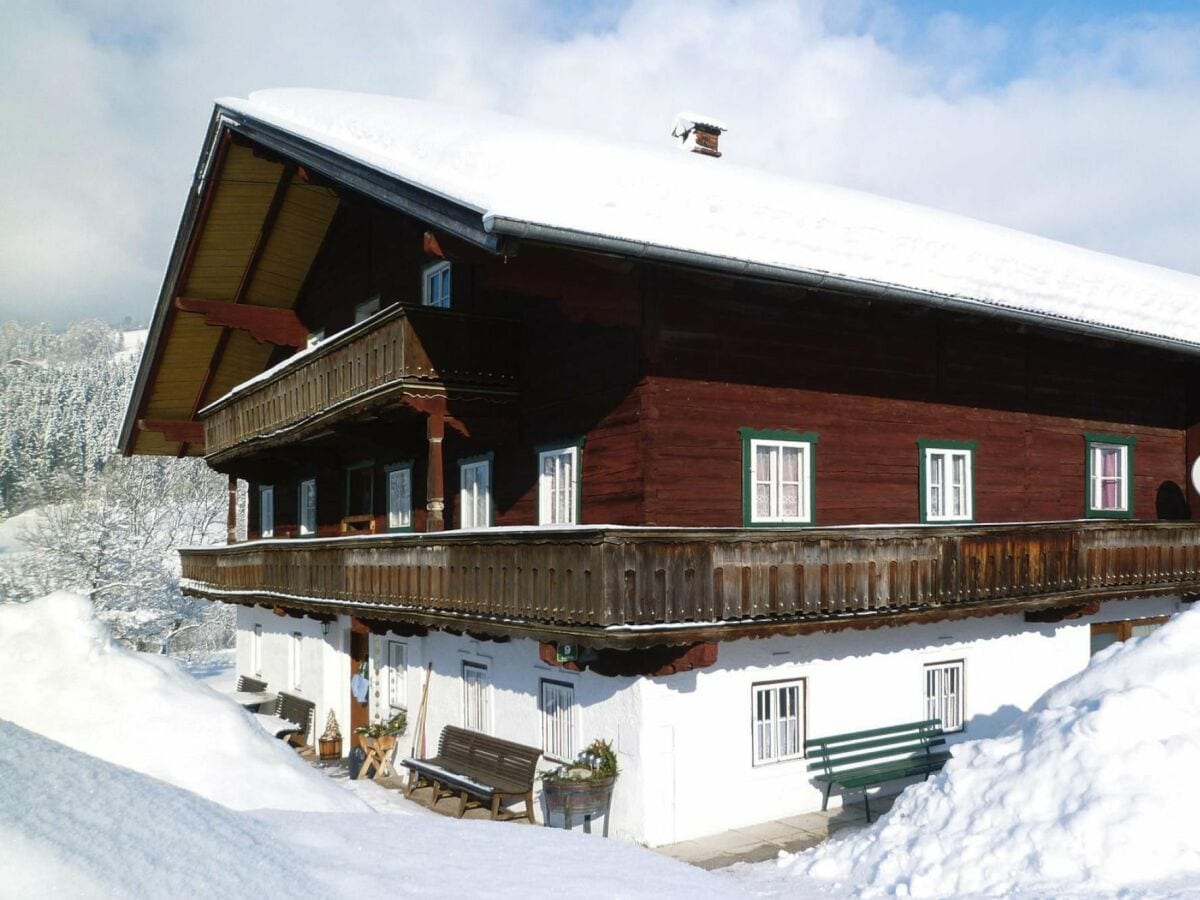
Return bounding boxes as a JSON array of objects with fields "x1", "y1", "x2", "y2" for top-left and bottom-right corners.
[
  {"x1": 0, "y1": 507, "x2": 40, "y2": 557},
  {"x1": 5, "y1": 591, "x2": 1200, "y2": 898},
  {"x1": 0, "y1": 593, "x2": 741, "y2": 898},
  {"x1": 729, "y1": 605, "x2": 1200, "y2": 898}
]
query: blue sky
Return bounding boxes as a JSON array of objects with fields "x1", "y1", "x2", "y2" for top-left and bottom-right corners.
[{"x1": 3, "y1": 0, "x2": 1200, "y2": 325}]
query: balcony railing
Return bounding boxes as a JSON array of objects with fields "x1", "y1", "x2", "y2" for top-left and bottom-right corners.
[
  {"x1": 180, "y1": 520, "x2": 1200, "y2": 646},
  {"x1": 199, "y1": 304, "x2": 519, "y2": 460}
]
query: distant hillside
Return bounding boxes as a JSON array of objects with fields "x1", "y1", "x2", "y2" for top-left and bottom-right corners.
[
  {"x1": 0, "y1": 320, "x2": 135, "y2": 516},
  {"x1": 0, "y1": 319, "x2": 231, "y2": 654}
]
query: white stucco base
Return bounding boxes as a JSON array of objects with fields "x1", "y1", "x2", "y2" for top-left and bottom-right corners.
[{"x1": 235, "y1": 594, "x2": 1183, "y2": 846}]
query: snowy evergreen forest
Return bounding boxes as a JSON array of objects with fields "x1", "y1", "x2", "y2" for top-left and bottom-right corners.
[{"x1": 0, "y1": 319, "x2": 232, "y2": 654}]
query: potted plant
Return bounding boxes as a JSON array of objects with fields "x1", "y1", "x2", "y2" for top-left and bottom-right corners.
[
  {"x1": 541, "y1": 738, "x2": 619, "y2": 835},
  {"x1": 318, "y1": 710, "x2": 343, "y2": 760}
]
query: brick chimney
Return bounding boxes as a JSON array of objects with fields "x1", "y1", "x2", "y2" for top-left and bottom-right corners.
[{"x1": 672, "y1": 112, "x2": 727, "y2": 158}]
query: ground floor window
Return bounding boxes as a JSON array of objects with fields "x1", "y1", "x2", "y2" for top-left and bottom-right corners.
[
  {"x1": 290, "y1": 632, "x2": 303, "y2": 691},
  {"x1": 923, "y1": 660, "x2": 964, "y2": 731},
  {"x1": 252, "y1": 624, "x2": 262, "y2": 676},
  {"x1": 752, "y1": 679, "x2": 805, "y2": 765},
  {"x1": 540, "y1": 679, "x2": 576, "y2": 762},
  {"x1": 463, "y1": 662, "x2": 491, "y2": 733},
  {"x1": 1090, "y1": 616, "x2": 1170, "y2": 656},
  {"x1": 387, "y1": 640, "x2": 408, "y2": 711}
]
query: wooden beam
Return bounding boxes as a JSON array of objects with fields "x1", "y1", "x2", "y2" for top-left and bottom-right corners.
[
  {"x1": 138, "y1": 418, "x2": 205, "y2": 445},
  {"x1": 1024, "y1": 600, "x2": 1101, "y2": 624},
  {"x1": 175, "y1": 297, "x2": 308, "y2": 348},
  {"x1": 180, "y1": 162, "x2": 297, "y2": 456},
  {"x1": 425, "y1": 398, "x2": 446, "y2": 532}
]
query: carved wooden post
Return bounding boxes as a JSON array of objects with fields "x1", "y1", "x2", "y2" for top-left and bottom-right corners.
[
  {"x1": 426, "y1": 403, "x2": 446, "y2": 531},
  {"x1": 226, "y1": 474, "x2": 237, "y2": 544}
]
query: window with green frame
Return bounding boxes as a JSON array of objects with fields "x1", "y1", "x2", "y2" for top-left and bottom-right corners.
[
  {"x1": 917, "y1": 439, "x2": 977, "y2": 524},
  {"x1": 739, "y1": 428, "x2": 818, "y2": 527},
  {"x1": 1084, "y1": 433, "x2": 1135, "y2": 518}
]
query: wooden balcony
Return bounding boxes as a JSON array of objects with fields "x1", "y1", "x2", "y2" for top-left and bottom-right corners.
[
  {"x1": 180, "y1": 520, "x2": 1200, "y2": 648},
  {"x1": 198, "y1": 305, "x2": 519, "y2": 462}
]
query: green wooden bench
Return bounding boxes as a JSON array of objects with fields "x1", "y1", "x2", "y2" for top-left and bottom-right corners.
[{"x1": 805, "y1": 719, "x2": 950, "y2": 822}]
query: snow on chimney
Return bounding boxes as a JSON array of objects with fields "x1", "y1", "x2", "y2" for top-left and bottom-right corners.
[{"x1": 672, "y1": 112, "x2": 727, "y2": 158}]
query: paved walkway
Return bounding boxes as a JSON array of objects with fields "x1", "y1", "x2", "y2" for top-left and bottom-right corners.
[
  {"x1": 654, "y1": 794, "x2": 896, "y2": 869},
  {"x1": 316, "y1": 756, "x2": 895, "y2": 868}
]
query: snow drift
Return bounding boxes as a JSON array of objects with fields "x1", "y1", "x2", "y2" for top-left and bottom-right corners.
[
  {"x1": 0, "y1": 592, "x2": 359, "y2": 812},
  {"x1": 775, "y1": 606, "x2": 1200, "y2": 897}
]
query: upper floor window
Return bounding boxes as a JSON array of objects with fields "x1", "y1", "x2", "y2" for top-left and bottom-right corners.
[
  {"x1": 355, "y1": 295, "x2": 381, "y2": 323},
  {"x1": 538, "y1": 442, "x2": 581, "y2": 525},
  {"x1": 752, "y1": 679, "x2": 805, "y2": 765},
  {"x1": 386, "y1": 463, "x2": 413, "y2": 531},
  {"x1": 299, "y1": 478, "x2": 317, "y2": 536},
  {"x1": 460, "y1": 455, "x2": 492, "y2": 529},
  {"x1": 740, "y1": 428, "x2": 817, "y2": 526},
  {"x1": 259, "y1": 485, "x2": 275, "y2": 538},
  {"x1": 1086, "y1": 434, "x2": 1135, "y2": 518},
  {"x1": 345, "y1": 462, "x2": 374, "y2": 519},
  {"x1": 423, "y1": 261, "x2": 452, "y2": 308},
  {"x1": 918, "y1": 440, "x2": 976, "y2": 523}
]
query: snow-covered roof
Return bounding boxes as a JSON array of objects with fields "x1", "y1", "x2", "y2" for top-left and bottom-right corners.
[{"x1": 218, "y1": 89, "x2": 1200, "y2": 351}]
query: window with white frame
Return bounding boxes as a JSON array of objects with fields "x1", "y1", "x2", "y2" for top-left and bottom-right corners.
[
  {"x1": 752, "y1": 679, "x2": 805, "y2": 765},
  {"x1": 540, "y1": 679, "x2": 576, "y2": 762},
  {"x1": 743, "y1": 432, "x2": 815, "y2": 525},
  {"x1": 299, "y1": 478, "x2": 317, "y2": 536},
  {"x1": 921, "y1": 442, "x2": 974, "y2": 523},
  {"x1": 538, "y1": 444, "x2": 579, "y2": 525},
  {"x1": 422, "y1": 261, "x2": 452, "y2": 308},
  {"x1": 1086, "y1": 436, "x2": 1134, "y2": 517},
  {"x1": 460, "y1": 457, "x2": 492, "y2": 528},
  {"x1": 386, "y1": 464, "x2": 412, "y2": 531},
  {"x1": 462, "y1": 662, "x2": 491, "y2": 733},
  {"x1": 354, "y1": 295, "x2": 381, "y2": 323},
  {"x1": 387, "y1": 640, "x2": 408, "y2": 711},
  {"x1": 923, "y1": 660, "x2": 964, "y2": 732},
  {"x1": 290, "y1": 632, "x2": 303, "y2": 691},
  {"x1": 259, "y1": 485, "x2": 275, "y2": 538},
  {"x1": 252, "y1": 624, "x2": 263, "y2": 676}
]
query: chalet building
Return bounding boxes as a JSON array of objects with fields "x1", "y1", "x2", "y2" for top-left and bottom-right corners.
[{"x1": 121, "y1": 89, "x2": 1200, "y2": 845}]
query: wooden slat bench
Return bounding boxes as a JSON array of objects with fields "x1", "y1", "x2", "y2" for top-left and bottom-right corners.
[
  {"x1": 401, "y1": 726, "x2": 542, "y2": 822},
  {"x1": 236, "y1": 675, "x2": 268, "y2": 692},
  {"x1": 806, "y1": 718, "x2": 950, "y2": 822},
  {"x1": 254, "y1": 692, "x2": 316, "y2": 755}
]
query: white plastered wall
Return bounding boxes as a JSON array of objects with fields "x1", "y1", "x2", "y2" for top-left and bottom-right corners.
[
  {"x1": 232, "y1": 594, "x2": 1183, "y2": 846},
  {"x1": 633, "y1": 593, "x2": 1184, "y2": 846},
  {"x1": 234, "y1": 605, "x2": 350, "y2": 748}
]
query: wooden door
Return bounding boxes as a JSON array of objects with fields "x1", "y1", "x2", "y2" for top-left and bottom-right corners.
[{"x1": 350, "y1": 619, "x2": 370, "y2": 736}]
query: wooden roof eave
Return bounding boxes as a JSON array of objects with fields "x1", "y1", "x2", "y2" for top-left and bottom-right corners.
[
  {"x1": 216, "y1": 105, "x2": 506, "y2": 254},
  {"x1": 120, "y1": 109, "x2": 232, "y2": 456},
  {"x1": 122, "y1": 105, "x2": 511, "y2": 458}
]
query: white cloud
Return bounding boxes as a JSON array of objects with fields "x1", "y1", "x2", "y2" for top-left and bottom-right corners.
[{"x1": 3, "y1": 0, "x2": 1200, "y2": 324}]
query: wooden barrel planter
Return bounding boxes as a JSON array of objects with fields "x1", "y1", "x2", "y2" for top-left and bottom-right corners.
[
  {"x1": 542, "y1": 776, "x2": 616, "y2": 836},
  {"x1": 318, "y1": 737, "x2": 343, "y2": 760}
]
